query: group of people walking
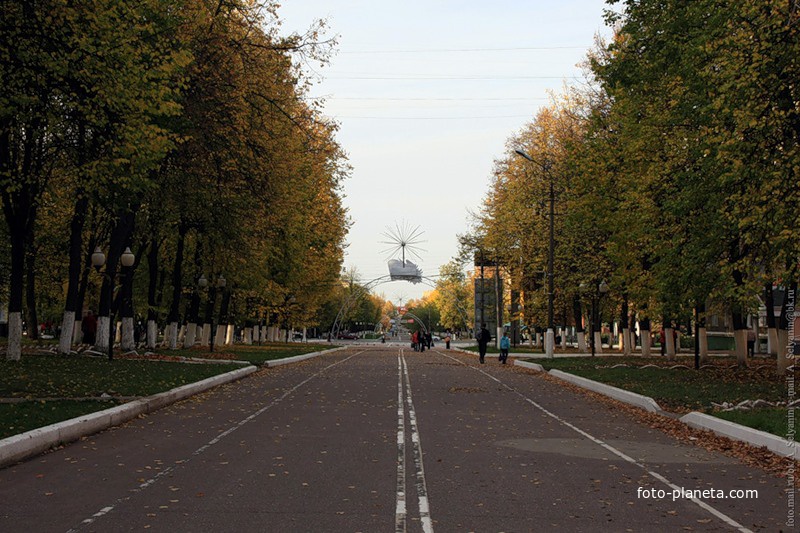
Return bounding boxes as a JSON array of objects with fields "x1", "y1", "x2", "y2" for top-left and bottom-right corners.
[{"x1": 411, "y1": 330, "x2": 433, "y2": 352}]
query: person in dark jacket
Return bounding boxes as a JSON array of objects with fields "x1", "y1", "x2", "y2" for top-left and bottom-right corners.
[{"x1": 477, "y1": 323, "x2": 490, "y2": 364}]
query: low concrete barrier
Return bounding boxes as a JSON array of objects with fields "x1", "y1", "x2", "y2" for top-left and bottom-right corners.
[
  {"x1": 548, "y1": 369, "x2": 662, "y2": 413},
  {"x1": 265, "y1": 345, "x2": 348, "y2": 367},
  {"x1": 680, "y1": 411, "x2": 797, "y2": 458},
  {"x1": 514, "y1": 360, "x2": 545, "y2": 372}
]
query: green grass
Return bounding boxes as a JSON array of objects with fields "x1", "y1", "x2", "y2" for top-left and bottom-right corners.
[
  {"x1": 0, "y1": 343, "x2": 339, "y2": 439},
  {"x1": 165, "y1": 342, "x2": 334, "y2": 365},
  {"x1": 0, "y1": 355, "x2": 238, "y2": 398},
  {"x1": 535, "y1": 356, "x2": 786, "y2": 411},
  {"x1": 0, "y1": 400, "x2": 120, "y2": 439},
  {"x1": 713, "y1": 408, "x2": 792, "y2": 438}
]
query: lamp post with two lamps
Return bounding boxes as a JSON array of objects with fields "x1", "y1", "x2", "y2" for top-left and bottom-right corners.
[
  {"x1": 515, "y1": 148, "x2": 556, "y2": 358},
  {"x1": 91, "y1": 246, "x2": 135, "y2": 361}
]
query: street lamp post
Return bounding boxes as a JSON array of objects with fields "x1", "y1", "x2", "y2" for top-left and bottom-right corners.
[
  {"x1": 91, "y1": 246, "x2": 135, "y2": 361},
  {"x1": 515, "y1": 149, "x2": 555, "y2": 358}
]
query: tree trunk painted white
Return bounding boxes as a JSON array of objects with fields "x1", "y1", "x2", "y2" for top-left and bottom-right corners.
[
  {"x1": 115, "y1": 322, "x2": 122, "y2": 344},
  {"x1": 121, "y1": 317, "x2": 135, "y2": 351},
  {"x1": 96, "y1": 316, "x2": 111, "y2": 351},
  {"x1": 59, "y1": 310, "x2": 76, "y2": 355},
  {"x1": 734, "y1": 328, "x2": 748, "y2": 367},
  {"x1": 184, "y1": 323, "x2": 197, "y2": 348},
  {"x1": 303, "y1": 327, "x2": 307, "y2": 343},
  {"x1": 698, "y1": 327, "x2": 709, "y2": 363},
  {"x1": 252, "y1": 325, "x2": 259, "y2": 344},
  {"x1": 622, "y1": 328, "x2": 630, "y2": 355},
  {"x1": 593, "y1": 331, "x2": 603, "y2": 354},
  {"x1": 495, "y1": 326, "x2": 503, "y2": 349},
  {"x1": 201, "y1": 323, "x2": 211, "y2": 346},
  {"x1": 641, "y1": 329, "x2": 651, "y2": 356},
  {"x1": 560, "y1": 328, "x2": 566, "y2": 350},
  {"x1": 665, "y1": 327, "x2": 676, "y2": 359},
  {"x1": 7, "y1": 312, "x2": 22, "y2": 361},
  {"x1": 73, "y1": 319, "x2": 83, "y2": 345},
  {"x1": 225, "y1": 324, "x2": 234, "y2": 345},
  {"x1": 280, "y1": 329, "x2": 288, "y2": 343},
  {"x1": 576, "y1": 331, "x2": 587, "y2": 353},
  {"x1": 214, "y1": 325, "x2": 226, "y2": 349},
  {"x1": 243, "y1": 327, "x2": 252, "y2": 345},
  {"x1": 177, "y1": 325, "x2": 185, "y2": 345},
  {"x1": 146, "y1": 320, "x2": 158, "y2": 349},
  {"x1": 167, "y1": 322, "x2": 178, "y2": 350},
  {"x1": 768, "y1": 327, "x2": 780, "y2": 356}
]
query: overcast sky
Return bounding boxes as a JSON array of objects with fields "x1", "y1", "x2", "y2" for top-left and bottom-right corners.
[{"x1": 277, "y1": 1, "x2": 614, "y2": 304}]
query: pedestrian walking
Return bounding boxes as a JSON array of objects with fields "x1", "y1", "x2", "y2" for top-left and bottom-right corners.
[
  {"x1": 499, "y1": 331, "x2": 510, "y2": 364},
  {"x1": 411, "y1": 330, "x2": 419, "y2": 352},
  {"x1": 82, "y1": 309, "x2": 97, "y2": 345},
  {"x1": 747, "y1": 328, "x2": 756, "y2": 357},
  {"x1": 477, "y1": 323, "x2": 490, "y2": 364},
  {"x1": 445, "y1": 333, "x2": 451, "y2": 350}
]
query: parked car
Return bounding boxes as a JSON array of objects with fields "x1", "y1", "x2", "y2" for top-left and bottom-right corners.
[{"x1": 337, "y1": 332, "x2": 358, "y2": 340}]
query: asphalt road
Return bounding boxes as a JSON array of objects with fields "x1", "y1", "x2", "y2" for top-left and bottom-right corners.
[{"x1": 0, "y1": 346, "x2": 790, "y2": 532}]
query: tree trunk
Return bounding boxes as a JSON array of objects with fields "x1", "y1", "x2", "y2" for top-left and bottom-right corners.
[
  {"x1": 59, "y1": 194, "x2": 89, "y2": 354},
  {"x1": 620, "y1": 298, "x2": 630, "y2": 355},
  {"x1": 573, "y1": 296, "x2": 586, "y2": 352},
  {"x1": 166, "y1": 226, "x2": 187, "y2": 350},
  {"x1": 96, "y1": 210, "x2": 135, "y2": 357},
  {"x1": 732, "y1": 310, "x2": 748, "y2": 368},
  {"x1": 145, "y1": 239, "x2": 160, "y2": 349},
  {"x1": 120, "y1": 264, "x2": 136, "y2": 351},
  {"x1": 24, "y1": 228, "x2": 38, "y2": 340},
  {"x1": 639, "y1": 317, "x2": 651, "y2": 357}
]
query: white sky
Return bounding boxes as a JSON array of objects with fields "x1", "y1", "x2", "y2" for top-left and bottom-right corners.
[{"x1": 277, "y1": 1, "x2": 614, "y2": 304}]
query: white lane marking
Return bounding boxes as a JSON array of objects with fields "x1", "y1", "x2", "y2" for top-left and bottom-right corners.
[
  {"x1": 68, "y1": 350, "x2": 366, "y2": 533},
  {"x1": 436, "y1": 351, "x2": 753, "y2": 533},
  {"x1": 396, "y1": 349, "x2": 407, "y2": 533},
  {"x1": 402, "y1": 352, "x2": 434, "y2": 533}
]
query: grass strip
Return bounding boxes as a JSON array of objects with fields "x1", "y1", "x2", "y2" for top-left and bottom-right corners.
[{"x1": 534, "y1": 356, "x2": 788, "y2": 438}]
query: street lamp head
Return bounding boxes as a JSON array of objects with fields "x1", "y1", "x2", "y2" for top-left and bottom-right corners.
[
  {"x1": 120, "y1": 247, "x2": 135, "y2": 268},
  {"x1": 91, "y1": 247, "x2": 106, "y2": 271},
  {"x1": 514, "y1": 149, "x2": 534, "y2": 162},
  {"x1": 198, "y1": 274, "x2": 208, "y2": 288},
  {"x1": 599, "y1": 280, "x2": 610, "y2": 294},
  {"x1": 217, "y1": 275, "x2": 226, "y2": 288}
]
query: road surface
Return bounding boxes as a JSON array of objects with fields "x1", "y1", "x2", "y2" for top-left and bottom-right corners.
[{"x1": 0, "y1": 346, "x2": 789, "y2": 532}]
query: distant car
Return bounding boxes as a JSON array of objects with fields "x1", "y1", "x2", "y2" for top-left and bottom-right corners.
[
  {"x1": 433, "y1": 335, "x2": 441, "y2": 341},
  {"x1": 337, "y1": 332, "x2": 358, "y2": 340}
]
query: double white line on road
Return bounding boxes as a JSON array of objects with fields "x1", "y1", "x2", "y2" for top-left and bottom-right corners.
[{"x1": 396, "y1": 348, "x2": 434, "y2": 533}]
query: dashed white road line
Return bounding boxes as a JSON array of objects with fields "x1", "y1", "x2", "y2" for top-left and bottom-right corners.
[
  {"x1": 68, "y1": 350, "x2": 365, "y2": 533},
  {"x1": 437, "y1": 350, "x2": 753, "y2": 533}
]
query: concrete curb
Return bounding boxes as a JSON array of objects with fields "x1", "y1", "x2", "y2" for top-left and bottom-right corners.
[
  {"x1": 548, "y1": 369, "x2": 663, "y2": 413},
  {"x1": 680, "y1": 412, "x2": 797, "y2": 458},
  {"x1": 514, "y1": 360, "x2": 545, "y2": 372},
  {"x1": 531, "y1": 367, "x2": 795, "y2": 458},
  {"x1": 264, "y1": 345, "x2": 348, "y2": 367},
  {"x1": 0, "y1": 365, "x2": 257, "y2": 469}
]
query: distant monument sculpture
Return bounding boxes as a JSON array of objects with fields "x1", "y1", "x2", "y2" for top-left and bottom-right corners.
[{"x1": 380, "y1": 220, "x2": 426, "y2": 283}]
